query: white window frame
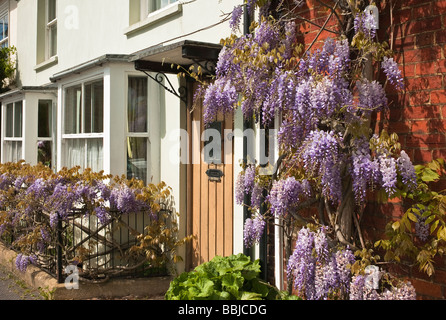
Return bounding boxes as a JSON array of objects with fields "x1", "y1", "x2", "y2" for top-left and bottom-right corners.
[
  {"x1": 141, "y1": 0, "x2": 178, "y2": 18},
  {"x1": 62, "y1": 76, "x2": 105, "y2": 171},
  {"x1": 126, "y1": 75, "x2": 150, "y2": 183},
  {"x1": 45, "y1": 0, "x2": 57, "y2": 59},
  {"x1": 37, "y1": 99, "x2": 55, "y2": 168},
  {"x1": 0, "y1": 7, "x2": 8, "y2": 48},
  {"x1": 2, "y1": 100, "x2": 24, "y2": 163}
]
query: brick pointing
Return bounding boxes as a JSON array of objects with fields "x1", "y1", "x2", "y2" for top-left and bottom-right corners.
[{"x1": 291, "y1": 0, "x2": 446, "y2": 299}]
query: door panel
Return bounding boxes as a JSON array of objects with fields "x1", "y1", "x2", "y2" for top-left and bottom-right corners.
[{"x1": 188, "y1": 84, "x2": 234, "y2": 268}]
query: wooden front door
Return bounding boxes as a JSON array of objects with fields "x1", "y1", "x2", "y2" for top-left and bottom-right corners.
[{"x1": 186, "y1": 83, "x2": 234, "y2": 269}]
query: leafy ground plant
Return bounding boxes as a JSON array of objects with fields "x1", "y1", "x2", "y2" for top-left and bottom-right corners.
[{"x1": 165, "y1": 253, "x2": 298, "y2": 300}]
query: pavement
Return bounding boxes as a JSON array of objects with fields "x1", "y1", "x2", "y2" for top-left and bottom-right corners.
[{"x1": 0, "y1": 264, "x2": 44, "y2": 300}]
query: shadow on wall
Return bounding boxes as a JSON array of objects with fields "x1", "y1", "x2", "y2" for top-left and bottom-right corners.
[{"x1": 374, "y1": 0, "x2": 446, "y2": 165}]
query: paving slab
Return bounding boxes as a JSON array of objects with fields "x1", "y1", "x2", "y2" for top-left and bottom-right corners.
[{"x1": 0, "y1": 265, "x2": 43, "y2": 300}]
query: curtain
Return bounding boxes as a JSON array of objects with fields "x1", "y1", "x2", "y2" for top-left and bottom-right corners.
[
  {"x1": 4, "y1": 141, "x2": 22, "y2": 163},
  {"x1": 86, "y1": 138, "x2": 103, "y2": 173},
  {"x1": 65, "y1": 138, "x2": 103, "y2": 172}
]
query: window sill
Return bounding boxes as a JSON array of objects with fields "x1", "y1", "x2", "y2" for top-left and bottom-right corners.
[
  {"x1": 34, "y1": 56, "x2": 58, "y2": 72},
  {"x1": 125, "y1": 3, "x2": 182, "y2": 36}
]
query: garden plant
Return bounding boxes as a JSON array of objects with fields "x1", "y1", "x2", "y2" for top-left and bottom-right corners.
[{"x1": 187, "y1": 0, "x2": 445, "y2": 299}]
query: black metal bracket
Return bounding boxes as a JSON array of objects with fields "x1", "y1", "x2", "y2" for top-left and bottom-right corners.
[{"x1": 138, "y1": 69, "x2": 187, "y2": 104}]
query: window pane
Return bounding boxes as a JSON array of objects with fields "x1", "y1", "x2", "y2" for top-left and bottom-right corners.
[
  {"x1": 0, "y1": 16, "x2": 8, "y2": 41},
  {"x1": 65, "y1": 138, "x2": 103, "y2": 172},
  {"x1": 6, "y1": 103, "x2": 13, "y2": 138},
  {"x1": 65, "y1": 139, "x2": 85, "y2": 169},
  {"x1": 14, "y1": 101, "x2": 23, "y2": 138},
  {"x1": 127, "y1": 137, "x2": 147, "y2": 183},
  {"x1": 50, "y1": 24, "x2": 57, "y2": 57},
  {"x1": 47, "y1": 0, "x2": 56, "y2": 22},
  {"x1": 84, "y1": 80, "x2": 104, "y2": 133},
  {"x1": 38, "y1": 100, "x2": 52, "y2": 138},
  {"x1": 65, "y1": 85, "x2": 82, "y2": 134},
  {"x1": 128, "y1": 77, "x2": 147, "y2": 133},
  {"x1": 4, "y1": 141, "x2": 22, "y2": 163},
  {"x1": 38, "y1": 140, "x2": 52, "y2": 167},
  {"x1": 86, "y1": 138, "x2": 103, "y2": 172}
]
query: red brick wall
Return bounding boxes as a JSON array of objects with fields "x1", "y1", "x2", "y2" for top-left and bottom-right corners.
[
  {"x1": 374, "y1": 0, "x2": 446, "y2": 300},
  {"x1": 292, "y1": 0, "x2": 446, "y2": 299}
]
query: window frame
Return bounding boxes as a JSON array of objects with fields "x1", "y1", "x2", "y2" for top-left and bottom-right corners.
[
  {"x1": 37, "y1": 99, "x2": 55, "y2": 167},
  {"x1": 140, "y1": 0, "x2": 178, "y2": 19},
  {"x1": 45, "y1": 0, "x2": 57, "y2": 59},
  {"x1": 0, "y1": 8, "x2": 9, "y2": 48},
  {"x1": 3, "y1": 100, "x2": 24, "y2": 163},
  {"x1": 62, "y1": 77, "x2": 105, "y2": 171},
  {"x1": 126, "y1": 75, "x2": 150, "y2": 183}
]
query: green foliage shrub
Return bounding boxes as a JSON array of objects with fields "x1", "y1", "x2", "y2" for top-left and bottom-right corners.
[{"x1": 165, "y1": 253, "x2": 299, "y2": 300}]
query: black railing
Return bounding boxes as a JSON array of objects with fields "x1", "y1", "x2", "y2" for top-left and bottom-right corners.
[{"x1": 1, "y1": 208, "x2": 171, "y2": 284}]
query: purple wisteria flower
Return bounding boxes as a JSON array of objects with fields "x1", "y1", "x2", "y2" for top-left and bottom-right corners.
[
  {"x1": 287, "y1": 228, "x2": 316, "y2": 299},
  {"x1": 230, "y1": 5, "x2": 243, "y2": 32},
  {"x1": 243, "y1": 214, "x2": 266, "y2": 248},
  {"x1": 15, "y1": 254, "x2": 37, "y2": 273},
  {"x1": 301, "y1": 130, "x2": 342, "y2": 202},
  {"x1": 379, "y1": 154, "x2": 398, "y2": 196},
  {"x1": 356, "y1": 79, "x2": 388, "y2": 115},
  {"x1": 235, "y1": 165, "x2": 257, "y2": 206},
  {"x1": 354, "y1": 12, "x2": 377, "y2": 39},
  {"x1": 382, "y1": 57, "x2": 405, "y2": 90},
  {"x1": 267, "y1": 177, "x2": 311, "y2": 217},
  {"x1": 397, "y1": 150, "x2": 417, "y2": 191},
  {"x1": 415, "y1": 215, "x2": 430, "y2": 242},
  {"x1": 287, "y1": 227, "x2": 357, "y2": 300}
]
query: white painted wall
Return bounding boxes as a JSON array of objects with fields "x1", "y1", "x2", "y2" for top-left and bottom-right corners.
[
  {"x1": 4, "y1": 0, "x2": 251, "y2": 272},
  {"x1": 15, "y1": 0, "x2": 241, "y2": 87}
]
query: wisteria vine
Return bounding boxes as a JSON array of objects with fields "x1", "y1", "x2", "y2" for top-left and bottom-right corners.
[
  {"x1": 0, "y1": 161, "x2": 185, "y2": 276},
  {"x1": 194, "y1": 0, "x2": 418, "y2": 299}
]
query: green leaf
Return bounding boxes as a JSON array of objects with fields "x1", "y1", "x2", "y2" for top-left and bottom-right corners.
[
  {"x1": 392, "y1": 221, "x2": 400, "y2": 231},
  {"x1": 240, "y1": 291, "x2": 263, "y2": 300},
  {"x1": 221, "y1": 272, "x2": 244, "y2": 299},
  {"x1": 422, "y1": 168, "x2": 440, "y2": 182},
  {"x1": 194, "y1": 277, "x2": 215, "y2": 298},
  {"x1": 431, "y1": 220, "x2": 439, "y2": 234},
  {"x1": 407, "y1": 211, "x2": 418, "y2": 222}
]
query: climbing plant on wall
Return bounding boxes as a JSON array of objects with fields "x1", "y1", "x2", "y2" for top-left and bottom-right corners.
[{"x1": 192, "y1": 0, "x2": 426, "y2": 299}]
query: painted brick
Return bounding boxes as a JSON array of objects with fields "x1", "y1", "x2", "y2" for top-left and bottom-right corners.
[
  {"x1": 412, "y1": 2, "x2": 432, "y2": 17},
  {"x1": 429, "y1": 119, "x2": 446, "y2": 133},
  {"x1": 406, "y1": 133, "x2": 446, "y2": 149},
  {"x1": 411, "y1": 120, "x2": 429, "y2": 133},
  {"x1": 407, "y1": 17, "x2": 442, "y2": 35},
  {"x1": 415, "y1": 32, "x2": 435, "y2": 48},
  {"x1": 437, "y1": 30, "x2": 446, "y2": 44},
  {"x1": 403, "y1": 47, "x2": 442, "y2": 63},
  {"x1": 416, "y1": 61, "x2": 440, "y2": 76},
  {"x1": 410, "y1": 278, "x2": 444, "y2": 299},
  {"x1": 409, "y1": 90, "x2": 431, "y2": 106},
  {"x1": 413, "y1": 148, "x2": 433, "y2": 163},
  {"x1": 407, "y1": 75, "x2": 443, "y2": 91},
  {"x1": 431, "y1": 90, "x2": 446, "y2": 105}
]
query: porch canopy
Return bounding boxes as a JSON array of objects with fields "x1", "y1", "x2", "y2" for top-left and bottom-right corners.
[
  {"x1": 130, "y1": 40, "x2": 222, "y2": 74},
  {"x1": 130, "y1": 40, "x2": 222, "y2": 104}
]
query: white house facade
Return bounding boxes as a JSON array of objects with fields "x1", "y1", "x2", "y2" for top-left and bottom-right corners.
[{"x1": 0, "y1": 0, "x2": 284, "y2": 288}]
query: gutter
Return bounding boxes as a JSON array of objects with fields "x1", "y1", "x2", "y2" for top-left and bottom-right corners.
[{"x1": 49, "y1": 54, "x2": 133, "y2": 83}]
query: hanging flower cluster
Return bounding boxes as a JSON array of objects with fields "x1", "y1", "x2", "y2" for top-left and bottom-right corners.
[
  {"x1": 199, "y1": 2, "x2": 415, "y2": 246},
  {"x1": 287, "y1": 227, "x2": 416, "y2": 300}
]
